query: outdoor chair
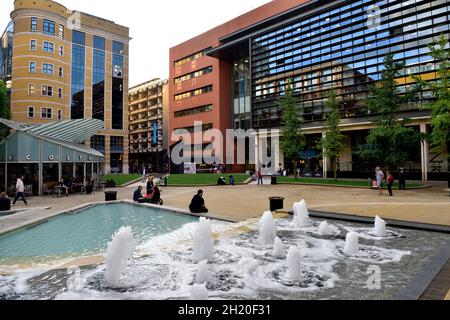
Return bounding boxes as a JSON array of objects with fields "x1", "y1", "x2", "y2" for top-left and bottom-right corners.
[{"x1": 43, "y1": 184, "x2": 54, "y2": 196}]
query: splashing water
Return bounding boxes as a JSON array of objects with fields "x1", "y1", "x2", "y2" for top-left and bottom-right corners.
[
  {"x1": 259, "y1": 211, "x2": 277, "y2": 245},
  {"x1": 293, "y1": 200, "x2": 309, "y2": 227},
  {"x1": 190, "y1": 283, "x2": 208, "y2": 300},
  {"x1": 286, "y1": 246, "x2": 302, "y2": 281},
  {"x1": 374, "y1": 216, "x2": 387, "y2": 237},
  {"x1": 196, "y1": 260, "x2": 210, "y2": 284},
  {"x1": 105, "y1": 226, "x2": 136, "y2": 288},
  {"x1": 319, "y1": 221, "x2": 331, "y2": 236},
  {"x1": 272, "y1": 237, "x2": 284, "y2": 259},
  {"x1": 343, "y1": 232, "x2": 359, "y2": 255},
  {"x1": 193, "y1": 218, "x2": 214, "y2": 263}
]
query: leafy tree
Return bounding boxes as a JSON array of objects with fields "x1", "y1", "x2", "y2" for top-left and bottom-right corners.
[
  {"x1": 317, "y1": 90, "x2": 344, "y2": 181},
  {"x1": 279, "y1": 83, "x2": 304, "y2": 172},
  {"x1": 414, "y1": 35, "x2": 450, "y2": 153},
  {"x1": 0, "y1": 80, "x2": 10, "y2": 120},
  {"x1": 361, "y1": 52, "x2": 421, "y2": 170}
]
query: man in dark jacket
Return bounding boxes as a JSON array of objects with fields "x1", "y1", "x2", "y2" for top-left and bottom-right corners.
[
  {"x1": 189, "y1": 190, "x2": 208, "y2": 213},
  {"x1": 133, "y1": 186, "x2": 143, "y2": 202}
]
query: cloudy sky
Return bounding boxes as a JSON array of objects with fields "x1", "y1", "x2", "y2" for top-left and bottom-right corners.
[{"x1": 0, "y1": 0, "x2": 271, "y2": 86}]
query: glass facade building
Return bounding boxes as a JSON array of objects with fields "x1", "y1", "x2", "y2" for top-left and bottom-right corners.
[
  {"x1": 248, "y1": 0, "x2": 449, "y2": 128},
  {"x1": 92, "y1": 36, "x2": 106, "y2": 122},
  {"x1": 112, "y1": 41, "x2": 124, "y2": 130}
]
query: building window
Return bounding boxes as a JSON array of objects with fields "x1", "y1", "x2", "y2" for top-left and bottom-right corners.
[
  {"x1": 174, "y1": 66, "x2": 213, "y2": 84},
  {"x1": 41, "y1": 107, "x2": 52, "y2": 119},
  {"x1": 28, "y1": 107, "x2": 35, "y2": 118},
  {"x1": 42, "y1": 63, "x2": 53, "y2": 75},
  {"x1": 93, "y1": 36, "x2": 106, "y2": 122},
  {"x1": 43, "y1": 19, "x2": 55, "y2": 35},
  {"x1": 58, "y1": 24, "x2": 64, "y2": 39},
  {"x1": 110, "y1": 136, "x2": 124, "y2": 153},
  {"x1": 58, "y1": 88, "x2": 63, "y2": 98},
  {"x1": 29, "y1": 61, "x2": 36, "y2": 73},
  {"x1": 58, "y1": 45, "x2": 64, "y2": 56},
  {"x1": 42, "y1": 85, "x2": 53, "y2": 97},
  {"x1": 71, "y1": 31, "x2": 86, "y2": 120},
  {"x1": 30, "y1": 40, "x2": 37, "y2": 51},
  {"x1": 28, "y1": 83, "x2": 35, "y2": 95},
  {"x1": 112, "y1": 41, "x2": 124, "y2": 129},
  {"x1": 57, "y1": 109, "x2": 63, "y2": 120},
  {"x1": 174, "y1": 104, "x2": 214, "y2": 118},
  {"x1": 43, "y1": 41, "x2": 54, "y2": 53},
  {"x1": 90, "y1": 135, "x2": 105, "y2": 154},
  {"x1": 175, "y1": 123, "x2": 213, "y2": 133},
  {"x1": 30, "y1": 17, "x2": 38, "y2": 32},
  {"x1": 174, "y1": 85, "x2": 212, "y2": 101},
  {"x1": 174, "y1": 49, "x2": 207, "y2": 67},
  {"x1": 58, "y1": 66, "x2": 63, "y2": 77}
]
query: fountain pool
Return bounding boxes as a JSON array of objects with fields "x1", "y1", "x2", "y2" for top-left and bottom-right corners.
[{"x1": 0, "y1": 209, "x2": 448, "y2": 300}]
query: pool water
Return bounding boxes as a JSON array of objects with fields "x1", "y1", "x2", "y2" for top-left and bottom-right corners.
[{"x1": 0, "y1": 203, "x2": 198, "y2": 265}]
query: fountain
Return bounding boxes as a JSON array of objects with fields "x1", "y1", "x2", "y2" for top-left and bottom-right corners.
[
  {"x1": 190, "y1": 283, "x2": 208, "y2": 300},
  {"x1": 292, "y1": 200, "x2": 309, "y2": 227},
  {"x1": 374, "y1": 216, "x2": 387, "y2": 237},
  {"x1": 272, "y1": 237, "x2": 284, "y2": 259},
  {"x1": 105, "y1": 226, "x2": 136, "y2": 288},
  {"x1": 319, "y1": 221, "x2": 331, "y2": 236},
  {"x1": 286, "y1": 246, "x2": 302, "y2": 281},
  {"x1": 259, "y1": 211, "x2": 276, "y2": 245},
  {"x1": 193, "y1": 217, "x2": 214, "y2": 263},
  {"x1": 196, "y1": 260, "x2": 210, "y2": 284},
  {"x1": 343, "y1": 231, "x2": 359, "y2": 255}
]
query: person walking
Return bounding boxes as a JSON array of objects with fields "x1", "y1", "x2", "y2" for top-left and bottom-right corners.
[
  {"x1": 375, "y1": 167, "x2": 385, "y2": 195},
  {"x1": 13, "y1": 175, "x2": 28, "y2": 206},
  {"x1": 386, "y1": 171, "x2": 394, "y2": 197},
  {"x1": 257, "y1": 168, "x2": 264, "y2": 185},
  {"x1": 295, "y1": 162, "x2": 301, "y2": 180},
  {"x1": 398, "y1": 168, "x2": 406, "y2": 190}
]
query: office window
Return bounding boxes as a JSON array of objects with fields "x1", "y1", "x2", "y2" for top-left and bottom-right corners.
[
  {"x1": 28, "y1": 83, "x2": 35, "y2": 95},
  {"x1": 93, "y1": 36, "x2": 106, "y2": 122},
  {"x1": 43, "y1": 41, "x2": 54, "y2": 53},
  {"x1": 29, "y1": 61, "x2": 36, "y2": 73},
  {"x1": 58, "y1": 88, "x2": 63, "y2": 98},
  {"x1": 90, "y1": 135, "x2": 105, "y2": 153},
  {"x1": 28, "y1": 107, "x2": 35, "y2": 118},
  {"x1": 58, "y1": 66, "x2": 63, "y2": 77},
  {"x1": 110, "y1": 136, "x2": 124, "y2": 153},
  {"x1": 112, "y1": 41, "x2": 124, "y2": 129},
  {"x1": 71, "y1": 30, "x2": 86, "y2": 120},
  {"x1": 58, "y1": 45, "x2": 64, "y2": 56},
  {"x1": 57, "y1": 109, "x2": 63, "y2": 120},
  {"x1": 30, "y1": 40, "x2": 37, "y2": 51},
  {"x1": 58, "y1": 24, "x2": 64, "y2": 39},
  {"x1": 72, "y1": 30, "x2": 85, "y2": 46},
  {"x1": 42, "y1": 85, "x2": 53, "y2": 97},
  {"x1": 43, "y1": 19, "x2": 55, "y2": 35},
  {"x1": 42, "y1": 63, "x2": 53, "y2": 75},
  {"x1": 30, "y1": 17, "x2": 38, "y2": 32},
  {"x1": 174, "y1": 104, "x2": 214, "y2": 118},
  {"x1": 41, "y1": 107, "x2": 52, "y2": 119}
]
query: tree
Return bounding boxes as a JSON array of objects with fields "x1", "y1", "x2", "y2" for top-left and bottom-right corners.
[
  {"x1": 414, "y1": 35, "x2": 450, "y2": 153},
  {"x1": 360, "y1": 52, "x2": 421, "y2": 170},
  {"x1": 0, "y1": 80, "x2": 10, "y2": 120},
  {"x1": 317, "y1": 90, "x2": 344, "y2": 181},
  {"x1": 279, "y1": 84, "x2": 304, "y2": 172}
]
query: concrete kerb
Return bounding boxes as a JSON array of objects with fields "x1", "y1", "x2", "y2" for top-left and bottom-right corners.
[
  {"x1": 163, "y1": 177, "x2": 253, "y2": 188},
  {"x1": 276, "y1": 182, "x2": 432, "y2": 190}
]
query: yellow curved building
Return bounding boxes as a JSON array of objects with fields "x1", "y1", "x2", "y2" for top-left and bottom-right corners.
[{"x1": 1, "y1": 0, "x2": 130, "y2": 173}]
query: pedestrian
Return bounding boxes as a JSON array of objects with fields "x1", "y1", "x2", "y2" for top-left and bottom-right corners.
[
  {"x1": 229, "y1": 175, "x2": 235, "y2": 186},
  {"x1": 375, "y1": 167, "x2": 385, "y2": 195},
  {"x1": 141, "y1": 167, "x2": 147, "y2": 183},
  {"x1": 257, "y1": 168, "x2": 264, "y2": 185},
  {"x1": 189, "y1": 190, "x2": 208, "y2": 213},
  {"x1": 146, "y1": 176, "x2": 154, "y2": 194},
  {"x1": 13, "y1": 175, "x2": 28, "y2": 206},
  {"x1": 295, "y1": 162, "x2": 301, "y2": 180},
  {"x1": 399, "y1": 168, "x2": 406, "y2": 190},
  {"x1": 387, "y1": 171, "x2": 394, "y2": 197}
]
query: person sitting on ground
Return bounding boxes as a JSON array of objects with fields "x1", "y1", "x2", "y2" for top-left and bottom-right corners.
[
  {"x1": 149, "y1": 186, "x2": 161, "y2": 205},
  {"x1": 58, "y1": 179, "x2": 69, "y2": 197},
  {"x1": 217, "y1": 176, "x2": 227, "y2": 186},
  {"x1": 0, "y1": 192, "x2": 11, "y2": 211},
  {"x1": 133, "y1": 186, "x2": 144, "y2": 202},
  {"x1": 189, "y1": 190, "x2": 208, "y2": 213},
  {"x1": 229, "y1": 175, "x2": 235, "y2": 186}
]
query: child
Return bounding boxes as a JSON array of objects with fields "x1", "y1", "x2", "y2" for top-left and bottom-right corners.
[{"x1": 387, "y1": 171, "x2": 394, "y2": 197}]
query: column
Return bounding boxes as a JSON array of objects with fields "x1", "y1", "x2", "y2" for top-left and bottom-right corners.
[
  {"x1": 58, "y1": 146, "x2": 62, "y2": 182},
  {"x1": 38, "y1": 139, "x2": 43, "y2": 196},
  {"x1": 420, "y1": 123, "x2": 428, "y2": 182},
  {"x1": 322, "y1": 132, "x2": 328, "y2": 179},
  {"x1": 272, "y1": 130, "x2": 280, "y2": 175}
]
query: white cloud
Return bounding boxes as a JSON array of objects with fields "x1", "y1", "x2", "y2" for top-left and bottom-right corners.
[{"x1": 0, "y1": 0, "x2": 271, "y2": 86}]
